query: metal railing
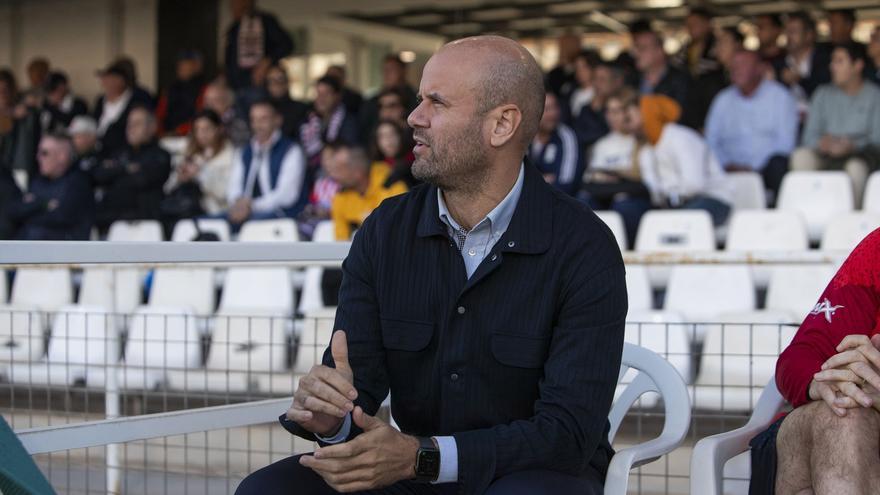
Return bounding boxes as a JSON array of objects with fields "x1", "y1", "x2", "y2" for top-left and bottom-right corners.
[{"x1": 0, "y1": 242, "x2": 848, "y2": 494}]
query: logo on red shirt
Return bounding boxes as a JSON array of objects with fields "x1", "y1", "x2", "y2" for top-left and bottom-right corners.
[{"x1": 810, "y1": 298, "x2": 845, "y2": 323}]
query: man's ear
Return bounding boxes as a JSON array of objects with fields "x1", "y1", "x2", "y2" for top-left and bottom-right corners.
[{"x1": 488, "y1": 104, "x2": 523, "y2": 148}]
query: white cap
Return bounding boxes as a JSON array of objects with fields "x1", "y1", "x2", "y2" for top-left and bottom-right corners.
[{"x1": 68, "y1": 115, "x2": 98, "y2": 136}]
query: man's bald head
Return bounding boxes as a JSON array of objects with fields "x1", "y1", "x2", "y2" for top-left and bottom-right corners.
[{"x1": 437, "y1": 36, "x2": 546, "y2": 149}]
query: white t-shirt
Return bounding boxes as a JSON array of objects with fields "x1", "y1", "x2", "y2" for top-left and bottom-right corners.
[{"x1": 589, "y1": 132, "x2": 637, "y2": 175}]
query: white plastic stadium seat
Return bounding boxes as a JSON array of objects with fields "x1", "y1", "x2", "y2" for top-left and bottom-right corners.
[
  {"x1": 863, "y1": 171, "x2": 880, "y2": 213},
  {"x1": 820, "y1": 212, "x2": 880, "y2": 251},
  {"x1": 625, "y1": 265, "x2": 652, "y2": 312},
  {"x1": 692, "y1": 310, "x2": 796, "y2": 412},
  {"x1": 605, "y1": 343, "x2": 691, "y2": 495},
  {"x1": 690, "y1": 378, "x2": 786, "y2": 495},
  {"x1": 725, "y1": 210, "x2": 809, "y2": 252},
  {"x1": 170, "y1": 218, "x2": 232, "y2": 242},
  {"x1": 10, "y1": 268, "x2": 73, "y2": 312},
  {"x1": 594, "y1": 210, "x2": 627, "y2": 252},
  {"x1": 106, "y1": 220, "x2": 163, "y2": 242},
  {"x1": 147, "y1": 268, "x2": 216, "y2": 317},
  {"x1": 664, "y1": 266, "x2": 756, "y2": 339},
  {"x1": 0, "y1": 269, "x2": 6, "y2": 304},
  {"x1": 119, "y1": 306, "x2": 201, "y2": 390},
  {"x1": 621, "y1": 310, "x2": 691, "y2": 408},
  {"x1": 726, "y1": 172, "x2": 766, "y2": 210},
  {"x1": 0, "y1": 309, "x2": 47, "y2": 378},
  {"x1": 635, "y1": 210, "x2": 716, "y2": 252},
  {"x1": 294, "y1": 308, "x2": 337, "y2": 374},
  {"x1": 238, "y1": 219, "x2": 299, "y2": 242},
  {"x1": 298, "y1": 221, "x2": 336, "y2": 315},
  {"x1": 765, "y1": 265, "x2": 835, "y2": 321},
  {"x1": 7, "y1": 306, "x2": 116, "y2": 387},
  {"x1": 78, "y1": 268, "x2": 142, "y2": 316},
  {"x1": 777, "y1": 171, "x2": 854, "y2": 242}
]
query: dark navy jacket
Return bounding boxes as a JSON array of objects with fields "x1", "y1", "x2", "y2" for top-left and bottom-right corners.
[
  {"x1": 529, "y1": 123, "x2": 584, "y2": 196},
  {"x1": 284, "y1": 162, "x2": 627, "y2": 494},
  {"x1": 10, "y1": 167, "x2": 94, "y2": 240}
]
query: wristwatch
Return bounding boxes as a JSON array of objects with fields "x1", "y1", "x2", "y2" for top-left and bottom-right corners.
[{"x1": 414, "y1": 436, "x2": 441, "y2": 483}]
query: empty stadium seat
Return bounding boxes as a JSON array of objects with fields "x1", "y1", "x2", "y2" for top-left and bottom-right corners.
[
  {"x1": 0, "y1": 270, "x2": 6, "y2": 304},
  {"x1": 10, "y1": 268, "x2": 73, "y2": 312},
  {"x1": 106, "y1": 220, "x2": 164, "y2": 242},
  {"x1": 594, "y1": 210, "x2": 627, "y2": 252},
  {"x1": 820, "y1": 212, "x2": 880, "y2": 251},
  {"x1": 863, "y1": 171, "x2": 880, "y2": 214},
  {"x1": 664, "y1": 266, "x2": 756, "y2": 341},
  {"x1": 625, "y1": 265, "x2": 652, "y2": 312},
  {"x1": 170, "y1": 218, "x2": 232, "y2": 242},
  {"x1": 765, "y1": 265, "x2": 835, "y2": 321},
  {"x1": 119, "y1": 306, "x2": 201, "y2": 390},
  {"x1": 298, "y1": 221, "x2": 335, "y2": 315},
  {"x1": 635, "y1": 210, "x2": 716, "y2": 252},
  {"x1": 238, "y1": 219, "x2": 299, "y2": 242},
  {"x1": 726, "y1": 172, "x2": 766, "y2": 210},
  {"x1": 725, "y1": 210, "x2": 809, "y2": 252},
  {"x1": 0, "y1": 309, "x2": 47, "y2": 377},
  {"x1": 294, "y1": 308, "x2": 336, "y2": 374},
  {"x1": 78, "y1": 268, "x2": 142, "y2": 316},
  {"x1": 692, "y1": 310, "x2": 797, "y2": 412},
  {"x1": 7, "y1": 306, "x2": 116, "y2": 387},
  {"x1": 777, "y1": 171, "x2": 854, "y2": 242},
  {"x1": 147, "y1": 268, "x2": 216, "y2": 317}
]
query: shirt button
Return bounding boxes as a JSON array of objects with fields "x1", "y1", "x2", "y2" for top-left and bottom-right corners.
[
  {"x1": 450, "y1": 373, "x2": 459, "y2": 381},
  {"x1": 457, "y1": 306, "x2": 466, "y2": 315},
  {"x1": 490, "y1": 254, "x2": 497, "y2": 261},
  {"x1": 468, "y1": 248, "x2": 476, "y2": 256},
  {"x1": 508, "y1": 241, "x2": 516, "y2": 248}
]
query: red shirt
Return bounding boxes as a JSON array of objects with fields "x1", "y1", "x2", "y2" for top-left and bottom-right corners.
[{"x1": 777, "y1": 228, "x2": 880, "y2": 408}]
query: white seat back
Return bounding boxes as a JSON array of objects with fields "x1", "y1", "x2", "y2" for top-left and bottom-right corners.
[
  {"x1": 123, "y1": 306, "x2": 201, "y2": 370},
  {"x1": 148, "y1": 268, "x2": 216, "y2": 316},
  {"x1": 635, "y1": 210, "x2": 716, "y2": 252},
  {"x1": 625, "y1": 265, "x2": 652, "y2": 312},
  {"x1": 863, "y1": 171, "x2": 880, "y2": 213},
  {"x1": 594, "y1": 210, "x2": 627, "y2": 252},
  {"x1": 625, "y1": 310, "x2": 691, "y2": 383},
  {"x1": 664, "y1": 265, "x2": 756, "y2": 324},
  {"x1": 11, "y1": 268, "x2": 73, "y2": 312},
  {"x1": 207, "y1": 311, "x2": 289, "y2": 373},
  {"x1": 298, "y1": 221, "x2": 336, "y2": 314},
  {"x1": 765, "y1": 265, "x2": 835, "y2": 320},
  {"x1": 0, "y1": 270, "x2": 6, "y2": 304},
  {"x1": 107, "y1": 220, "x2": 163, "y2": 242},
  {"x1": 238, "y1": 219, "x2": 299, "y2": 242},
  {"x1": 47, "y1": 306, "x2": 115, "y2": 366},
  {"x1": 726, "y1": 172, "x2": 766, "y2": 210},
  {"x1": 0, "y1": 307, "x2": 47, "y2": 364},
  {"x1": 725, "y1": 210, "x2": 809, "y2": 251},
  {"x1": 78, "y1": 268, "x2": 142, "y2": 316},
  {"x1": 820, "y1": 212, "x2": 880, "y2": 252},
  {"x1": 219, "y1": 267, "x2": 294, "y2": 315},
  {"x1": 171, "y1": 219, "x2": 232, "y2": 242},
  {"x1": 777, "y1": 171, "x2": 854, "y2": 242}
]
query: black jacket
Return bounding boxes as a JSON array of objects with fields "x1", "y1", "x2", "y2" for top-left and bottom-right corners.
[
  {"x1": 93, "y1": 140, "x2": 171, "y2": 228},
  {"x1": 640, "y1": 65, "x2": 693, "y2": 127},
  {"x1": 0, "y1": 167, "x2": 21, "y2": 239},
  {"x1": 773, "y1": 43, "x2": 832, "y2": 98},
  {"x1": 282, "y1": 162, "x2": 627, "y2": 494},
  {"x1": 10, "y1": 167, "x2": 94, "y2": 240},
  {"x1": 93, "y1": 90, "x2": 155, "y2": 157}
]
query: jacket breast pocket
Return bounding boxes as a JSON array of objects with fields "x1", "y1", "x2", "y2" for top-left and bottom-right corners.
[
  {"x1": 491, "y1": 332, "x2": 550, "y2": 368},
  {"x1": 380, "y1": 317, "x2": 434, "y2": 400},
  {"x1": 489, "y1": 333, "x2": 549, "y2": 404}
]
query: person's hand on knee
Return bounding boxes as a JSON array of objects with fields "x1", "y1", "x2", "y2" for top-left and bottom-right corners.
[
  {"x1": 287, "y1": 330, "x2": 358, "y2": 437},
  {"x1": 811, "y1": 334, "x2": 880, "y2": 415}
]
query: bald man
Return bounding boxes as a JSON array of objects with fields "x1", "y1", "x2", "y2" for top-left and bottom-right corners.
[{"x1": 236, "y1": 36, "x2": 626, "y2": 495}]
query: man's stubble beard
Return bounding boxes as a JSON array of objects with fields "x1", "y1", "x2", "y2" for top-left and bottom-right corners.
[{"x1": 411, "y1": 117, "x2": 491, "y2": 195}]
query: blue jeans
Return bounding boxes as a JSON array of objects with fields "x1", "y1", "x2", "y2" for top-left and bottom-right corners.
[{"x1": 680, "y1": 196, "x2": 731, "y2": 226}]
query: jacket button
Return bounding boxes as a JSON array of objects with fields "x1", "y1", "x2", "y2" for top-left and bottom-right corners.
[
  {"x1": 450, "y1": 373, "x2": 459, "y2": 381},
  {"x1": 490, "y1": 254, "x2": 497, "y2": 261},
  {"x1": 457, "y1": 306, "x2": 466, "y2": 315},
  {"x1": 508, "y1": 241, "x2": 515, "y2": 248}
]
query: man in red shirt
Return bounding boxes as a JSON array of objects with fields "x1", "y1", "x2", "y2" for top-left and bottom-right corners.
[{"x1": 754, "y1": 228, "x2": 880, "y2": 493}]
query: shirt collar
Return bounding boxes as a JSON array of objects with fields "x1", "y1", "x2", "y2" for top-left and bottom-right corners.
[
  {"x1": 437, "y1": 162, "x2": 524, "y2": 235},
  {"x1": 251, "y1": 129, "x2": 281, "y2": 152}
]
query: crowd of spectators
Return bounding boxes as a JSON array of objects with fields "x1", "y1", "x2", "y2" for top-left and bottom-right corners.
[{"x1": 1, "y1": 2, "x2": 879, "y2": 246}]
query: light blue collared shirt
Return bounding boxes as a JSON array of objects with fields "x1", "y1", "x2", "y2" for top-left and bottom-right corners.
[{"x1": 318, "y1": 163, "x2": 526, "y2": 484}]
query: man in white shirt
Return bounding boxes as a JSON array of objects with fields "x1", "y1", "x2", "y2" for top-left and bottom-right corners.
[{"x1": 226, "y1": 99, "x2": 307, "y2": 227}]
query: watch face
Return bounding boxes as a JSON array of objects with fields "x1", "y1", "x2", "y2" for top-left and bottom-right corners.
[{"x1": 416, "y1": 449, "x2": 440, "y2": 478}]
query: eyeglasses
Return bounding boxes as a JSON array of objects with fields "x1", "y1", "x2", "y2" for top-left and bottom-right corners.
[{"x1": 38, "y1": 149, "x2": 51, "y2": 157}]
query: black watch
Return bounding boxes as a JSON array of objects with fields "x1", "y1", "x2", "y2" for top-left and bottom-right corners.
[{"x1": 414, "y1": 436, "x2": 440, "y2": 483}]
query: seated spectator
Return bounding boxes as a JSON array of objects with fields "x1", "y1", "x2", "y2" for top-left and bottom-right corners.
[
  {"x1": 41, "y1": 71, "x2": 88, "y2": 134},
  {"x1": 265, "y1": 64, "x2": 308, "y2": 140},
  {"x1": 629, "y1": 94, "x2": 732, "y2": 225},
  {"x1": 224, "y1": 0, "x2": 293, "y2": 91},
  {"x1": 372, "y1": 119, "x2": 417, "y2": 188},
  {"x1": 24, "y1": 58, "x2": 50, "y2": 103},
  {"x1": 300, "y1": 76, "x2": 360, "y2": 167},
  {"x1": 94, "y1": 61, "x2": 150, "y2": 157},
  {"x1": 528, "y1": 92, "x2": 582, "y2": 196},
  {"x1": 0, "y1": 68, "x2": 41, "y2": 179},
  {"x1": 9, "y1": 133, "x2": 93, "y2": 240},
  {"x1": 226, "y1": 100, "x2": 308, "y2": 228},
  {"x1": 583, "y1": 88, "x2": 650, "y2": 247},
  {"x1": 326, "y1": 143, "x2": 407, "y2": 241},
  {"x1": 751, "y1": 228, "x2": 880, "y2": 493},
  {"x1": 156, "y1": 50, "x2": 207, "y2": 137},
  {"x1": 0, "y1": 167, "x2": 21, "y2": 240},
  {"x1": 68, "y1": 116, "x2": 100, "y2": 175},
  {"x1": 755, "y1": 14, "x2": 786, "y2": 72},
  {"x1": 112, "y1": 57, "x2": 155, "y2": 110},
  {"x1": 359, "y1": 55, "x2": 418, "y2": 138},
  {"x1": 705, "y1": 50, "x2": 798, "y2": 199},
  {"x1": 715, "y1": 26, "x2": 745, "y2": 73},
  {"x1": 92, "y1": 106, "x2": 171, "y2": 234},
  {"x1": 375, "y1": 87, "x2": 409, "y2": 128},
  {"x1": 325, "y1": 65, "x2": 363, "y2": 115},
  {"x1": 776, "y1": 11, "x2": 832, "y2": 115},
  {"x1": 631, "y1": 27, "x2": 694, "y2": 129},
  {"x1": 792, "y1": 43, "x2": 880, "y2": 201},
  {"x1": 203, "y1": 80, "x2": 250, "y2": 147},
  {"x1": 564, "y1": 50, "x2": 611, "y2": 148},
  {"x1": 162, "y1": 110, "x2": 235, "y2": 234},
  {"x1": 675, "y1": 7, "x2": 727, "y2": 130},
  {"x1": 295, "y1": 146, "x2": 340, "y2": 240}
]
